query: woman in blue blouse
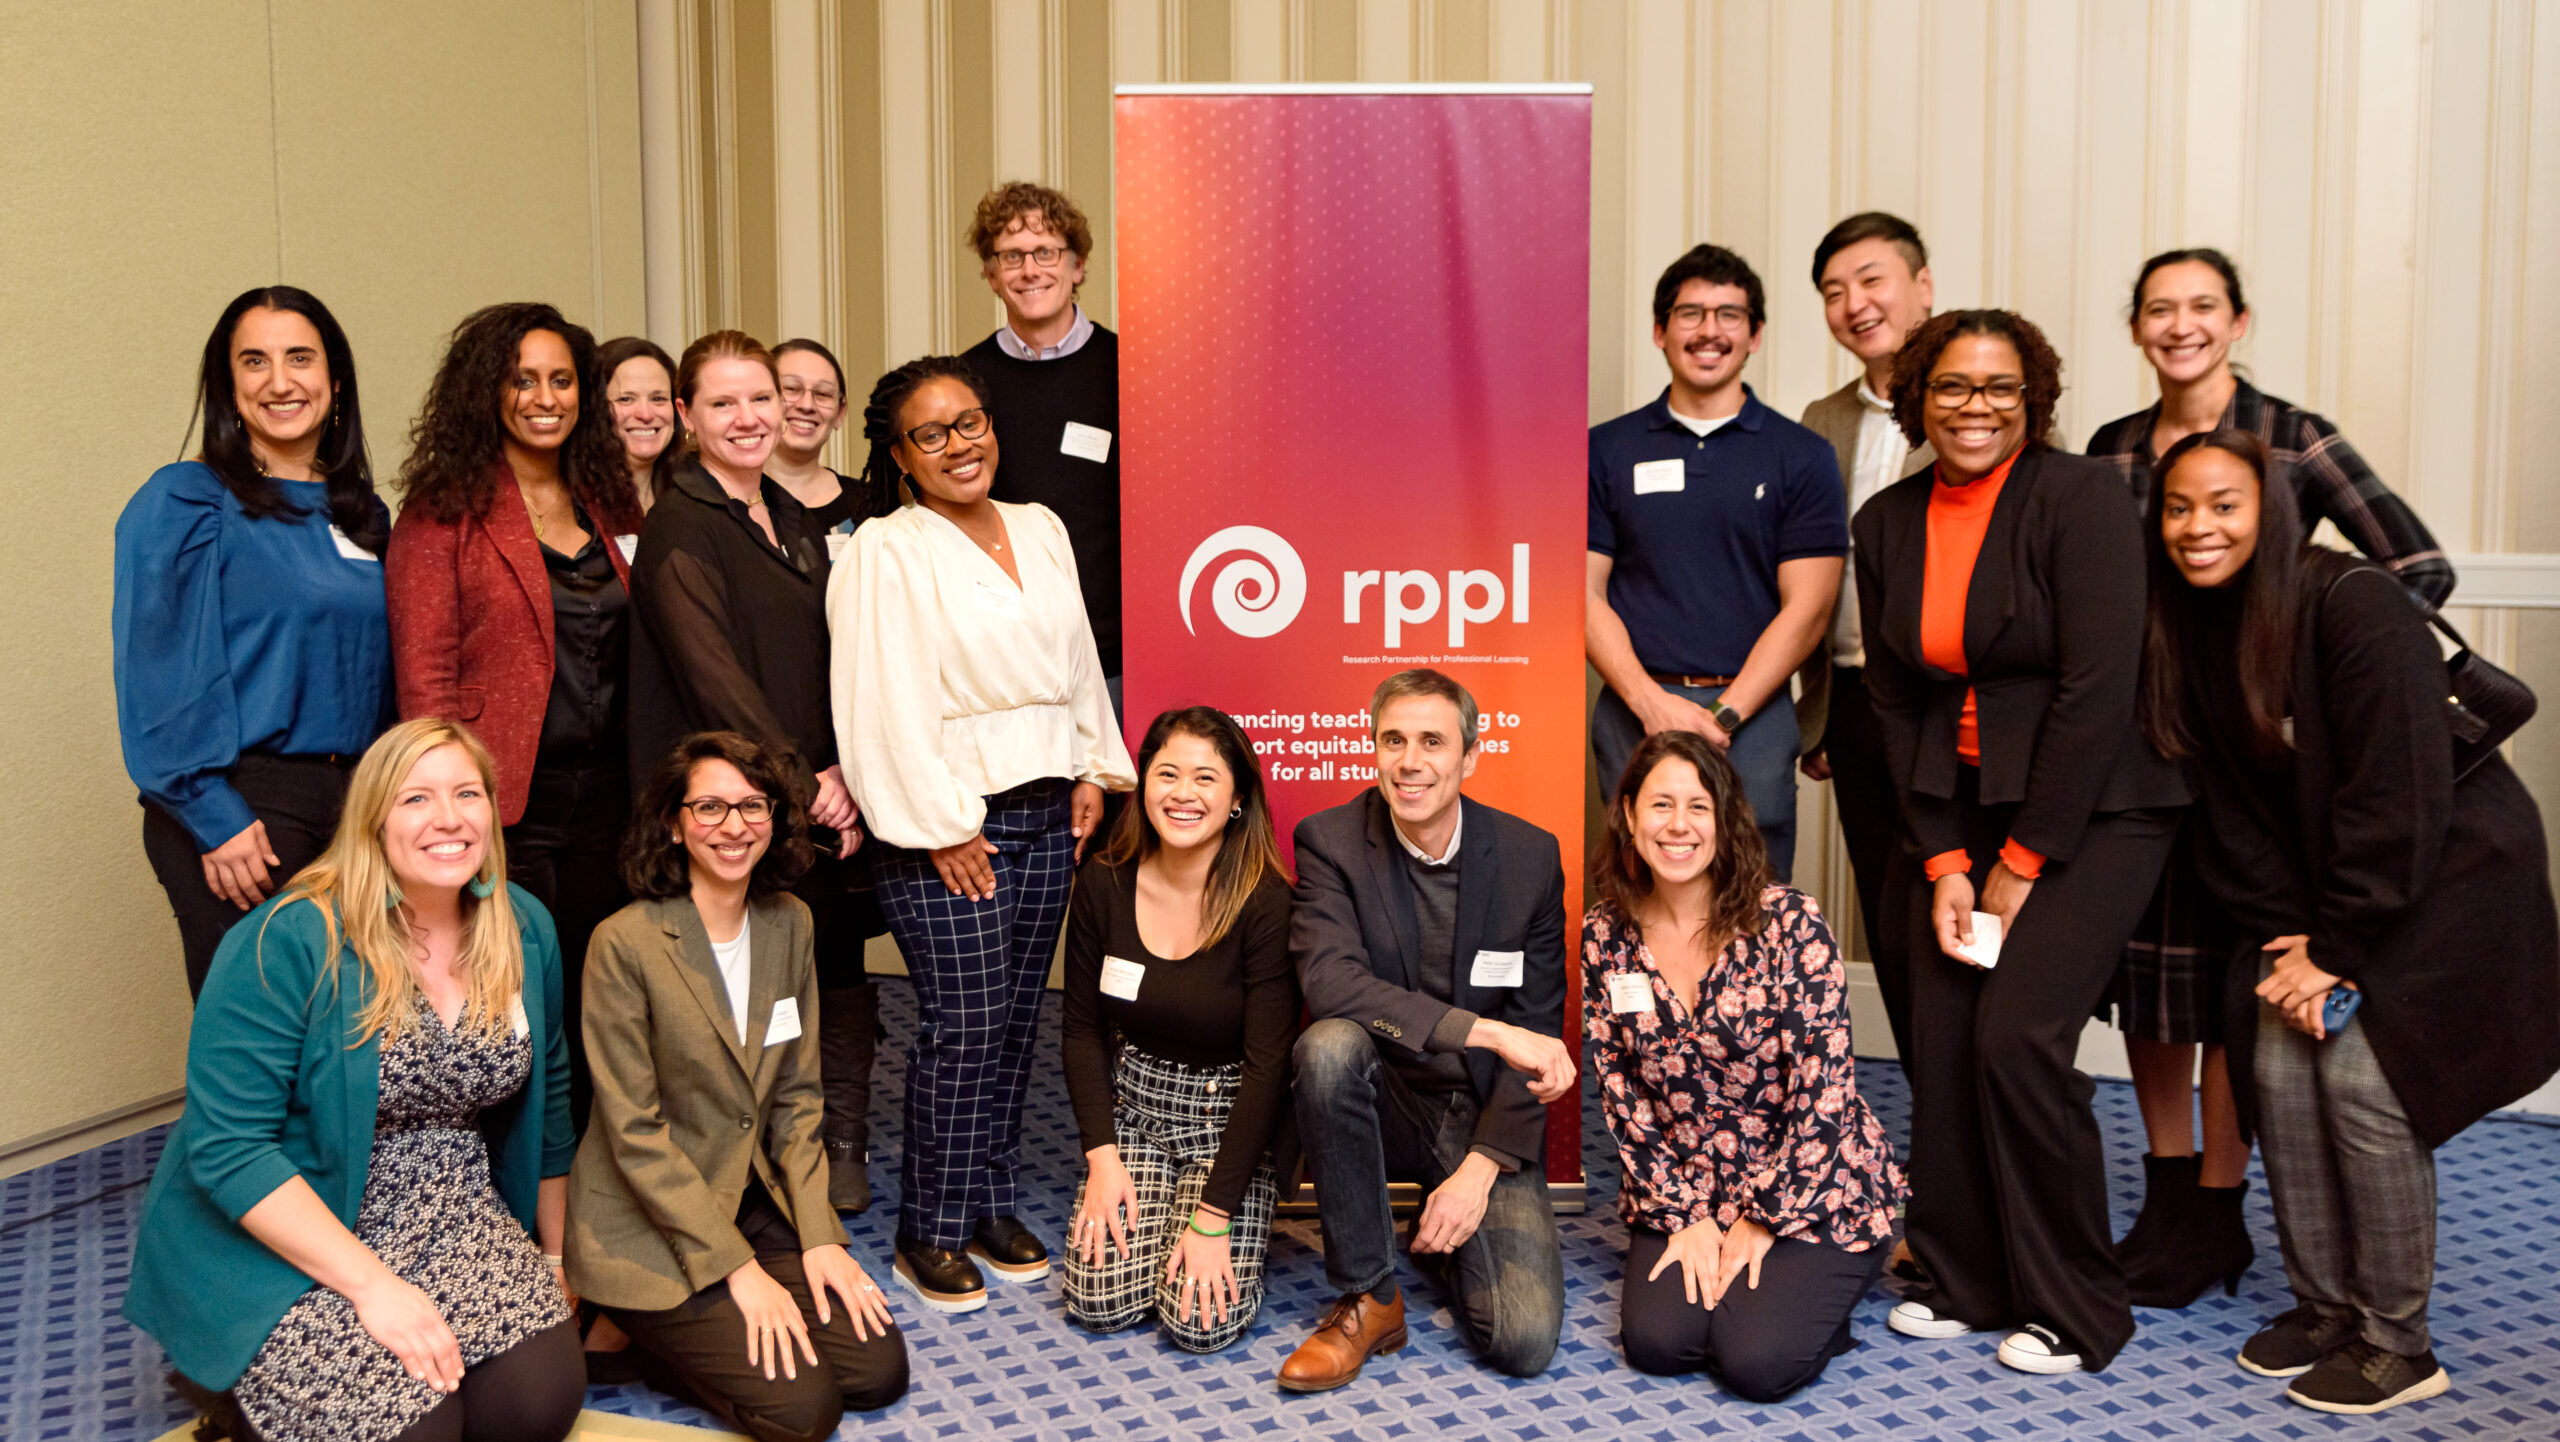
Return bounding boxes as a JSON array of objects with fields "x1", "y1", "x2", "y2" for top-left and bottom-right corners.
[
  {"x1": 114, "y1": 286, "x2": 394, "y2": 998},
  {"x1": 1584, "y1": 730, "x2": 1905, "y2": 1402}
]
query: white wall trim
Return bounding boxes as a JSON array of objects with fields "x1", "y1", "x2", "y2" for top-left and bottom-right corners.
[
  {"x1": 2441, "y1": 554, "x2": 2560, "y2": 607},
  {"x1": 636, "y1": 0, "x2": 687, "y2": 349},
  {"x1": 1112, "y1": 82, "x2": 1590, "y2": 94},
  {"x1": 0, "y1": 1089, "x2": 185, "y2": 1182}
]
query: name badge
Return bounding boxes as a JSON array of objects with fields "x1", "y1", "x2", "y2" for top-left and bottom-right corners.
[
  {"x1": 766, "y1": 996, "x2": 803, "y2": 1045},
  {"x1": 329, "y1": 526, "x2": 378, "y2": 562},
  {"x1": 1606, "y1": 972, "x2": 1656, "y2": 1015},
  {"x1": 825, "y1": 532, "x2": 852, "y2": 564},
  {"x1": 972, "y1": 579, "x2": 1024, "y2": 619},
  {"x1": 1470, "y1": 949, "x2": 1525, "y2": 989},
  {"x1": 1631, "y1": 458, "x2": 1685, "y2": 495},
  {"x1": 508, "y1": 994, "x2": 529, "y2": 1040},
  {"x1": 1953, "y1": 912, "x2": 2004, "y2": 970},
  {"x1": 1100, "y1": 955, "x2": 1145, "y2": 1001},
  {"x1": 615, "y1": 533, "x2": 640, "y2": 564},
  {"x1": 1059, "y1": 421, "x2": 1114, "y2": 463}
]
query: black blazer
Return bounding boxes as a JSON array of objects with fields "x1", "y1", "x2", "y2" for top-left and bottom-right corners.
[
  {"x1": 2199, "y1": 555, "x2": 2560, "y2": 1148},
  {"x1": 1290, "y1": 790, "x2": 1568, "y2": 1165},
  {"x1": 1852, "y1": 447, "x2": 2188, "y2": 862}
]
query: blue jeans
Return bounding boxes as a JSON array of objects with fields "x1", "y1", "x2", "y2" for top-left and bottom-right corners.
[
  {"x1": 1592, "y1": 684, "x2": 1798, "y2": 881},
  {"x1": 1292, "y1": 1018, "x2": 1565, "y2": 1378}
]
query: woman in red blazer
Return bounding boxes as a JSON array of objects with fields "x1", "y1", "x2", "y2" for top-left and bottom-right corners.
[{"x1": 388, "y1": 302, "x2": 644, "y2": 1133}]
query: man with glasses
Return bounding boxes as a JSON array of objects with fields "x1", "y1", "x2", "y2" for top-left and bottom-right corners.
[
  {"x1": 1586, "y1": 244, "x2": 1847, "y2": 879},
  {"x1": 962, "y1": 182, "x2": 1125, "y2": 712}
]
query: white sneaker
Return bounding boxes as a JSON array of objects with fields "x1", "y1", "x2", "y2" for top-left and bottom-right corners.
[
  {"x1": 1888, "y1": 1299, "x2": 1972, "y2": 1340},
  {"x1": 1997, "y1": 1323, "x2": 2084, "y2": 1375}
]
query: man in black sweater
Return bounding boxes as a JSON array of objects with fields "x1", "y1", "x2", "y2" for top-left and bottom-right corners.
[
  {"x1": 961, "y1": 182, "x2": 1124, "y2": 707},
  {"x1": 1281, "y1": 669, "x2": 1574, "y2": 1391}
]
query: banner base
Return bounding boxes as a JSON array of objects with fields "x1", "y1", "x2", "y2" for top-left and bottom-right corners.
[{"x1": 1277, "y1": 1181, "x2": 1587, "y2": 1218}]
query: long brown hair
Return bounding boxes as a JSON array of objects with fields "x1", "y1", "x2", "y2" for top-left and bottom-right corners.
[
  {"x1": 1588, "y1": 730, "x2": 1770, "y2": 957},
  {"x1": 1099, "y1": 707, "x2": 1287, "y2": 949},
  {"x1": 622, "y1": 732, "x2": 815, "y2": 900},
  {"x1": 2138, "y1": 428, "x2": 2305, "y2": 761},
  {"x1": 400, "y1": 302, "x2": 639, "y2": 527}
]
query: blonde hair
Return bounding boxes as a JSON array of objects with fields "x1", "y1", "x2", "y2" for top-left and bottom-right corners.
[{"x1": 259, "y1": 718, "x2": 524, "y2": 1048}]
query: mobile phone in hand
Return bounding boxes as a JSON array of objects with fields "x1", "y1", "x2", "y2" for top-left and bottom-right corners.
[{"x1": 2320, "y1": 987, "x2": 2362, "y2": 1034}]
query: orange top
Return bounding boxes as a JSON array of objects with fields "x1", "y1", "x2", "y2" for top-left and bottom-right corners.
[{"x1": 1916, "y1": 453, "x2": 2046, "y2": 884}]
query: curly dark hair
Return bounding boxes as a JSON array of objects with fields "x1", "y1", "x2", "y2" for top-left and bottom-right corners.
[
  {"x1": 853, "y1": 354, "x2": 987, "y2": 515},
  {"x1": 1887, "y1": 309, "x2": 2064, "y2": 452},
  {"x1": 1587, "y1": 730, "x2": 1771, "y2": 958},
  {"x1": 621, "y1": 731, "x2": 815, "y2": 900},
  {"x1": 966, "y1": 181, "x2": 1093, "y2": 264},
  {"x1": 400, "y1": 302, "x2": 639, "y2": 526}
]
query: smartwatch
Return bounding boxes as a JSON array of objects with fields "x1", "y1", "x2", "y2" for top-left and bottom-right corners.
[{"x1": 1709, "y1": 701, "x2": 1744, "y2": 733}]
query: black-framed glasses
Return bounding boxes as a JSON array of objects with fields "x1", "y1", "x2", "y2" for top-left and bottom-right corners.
[
  {"x1": 901, "y1": 408, "x2": 992, "y2": 453},
  {"x1": 992, "y1": 245, "x2": 1070, "y2": 271},
  {"x1": 1666, "y1": 302, "x2": 1753, "y2": 332},
  {"x1": 1927, "y1": 377, "x2": 2026, "y2": 410},
  {"x1": 682, "y1": 795, "x2": 774, "y2": 827}
]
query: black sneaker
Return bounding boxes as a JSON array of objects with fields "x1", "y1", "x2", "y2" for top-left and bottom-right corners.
[
  {"x1": 2285, "y1": 1339, "x2": 2450, "y2": 1414},
  {"x1": 892, "y1": 1234, "x2": 988, "y2": 1313},
  {"x1": 2237, "y1": 1304, "x2": 2360, "y2": 1378},
  {"x1": 967, "y1": 1214, "x2": 1053, "y2": 1281}
]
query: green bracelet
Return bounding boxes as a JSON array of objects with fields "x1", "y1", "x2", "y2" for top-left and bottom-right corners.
[{"x1": 1188, "y1": 1214, "x2": 1232, "y2": 1237}]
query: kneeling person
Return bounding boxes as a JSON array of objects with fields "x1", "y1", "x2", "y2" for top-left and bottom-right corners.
[{"x1": 1283, "y1": 669, "x2": 1573, "y2": 1390}]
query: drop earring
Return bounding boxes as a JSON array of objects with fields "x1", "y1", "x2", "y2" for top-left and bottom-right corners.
[
  {"x1": 385, "y1": 881, "x2": 406, "y2": 910},
  {"x1": 468, "y1": 875, "x2": 496, "y2": 899}
]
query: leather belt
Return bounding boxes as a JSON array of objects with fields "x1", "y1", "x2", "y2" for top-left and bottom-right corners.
[{"x1": 1647, "y1": 671, "x2": 1738, "y2": 689}]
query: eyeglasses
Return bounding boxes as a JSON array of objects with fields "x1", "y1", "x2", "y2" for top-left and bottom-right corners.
[
  {"x1": 779, "y1": 379, "x2": 841, "y2": 406},
  {"x1": 992, "y1": 245, "x2": 1070, "y2": 271},
  {"x1": 1927, "y1": 377, "x2": 2026, "y2": 411},
  {"x1": 1666, "y1": 303, "x2": 1754, "y2": 332},
  {"x1": 901, "y1": 408, "x2": 992, "y2": 453},
  {"x1": 682, "y1": 795, "x2": 774, "y2": 827}
]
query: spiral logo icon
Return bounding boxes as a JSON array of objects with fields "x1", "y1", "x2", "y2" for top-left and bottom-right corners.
[{"x1": 1178, "y1": 525, "x2": 1307, "y2": 638}]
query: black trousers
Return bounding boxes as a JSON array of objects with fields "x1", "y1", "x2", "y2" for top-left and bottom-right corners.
[
  {"x1": 1823, "y1": 666, "x2": 1917, "y2": 1059},
  {"x1": 504, "y1": 754, "x2": 630, "y2": 1132},
  {"x1": 1900, "y1": 772, "x2": 2176, "y2": 1369},
  {"x1": 1621, "y1": 1229, "x2": 1884, "y2": 1402},
  {"x1": 140, "y1": 753, "x2": 353, "y2": 1000},
  {"x1": 606, "y1": 1187, "x2": 908, "y2": 1442}
]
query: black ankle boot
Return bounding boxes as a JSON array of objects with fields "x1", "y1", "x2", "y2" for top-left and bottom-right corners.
[
  {"x1": 2117, "y1": 1153, "x2": 2200, "y2": 1299},
  {"x1": 2128, "y1": 1178, "x2": 2256, "y2": 1308},
  {"x1": 818, "y1": 983, "x2": 879, "y2": 1213}
]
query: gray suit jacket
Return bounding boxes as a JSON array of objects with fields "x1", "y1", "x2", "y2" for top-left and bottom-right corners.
[
  {"x1": 1795, "y1": 377, "x2": 1936, "y2": 752},
  {"x1": 564, "y1": 894, "x2": 846, "y2": 1310}
]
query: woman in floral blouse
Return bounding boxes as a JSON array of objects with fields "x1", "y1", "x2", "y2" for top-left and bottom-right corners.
[{"x1": 1585, "y1": 729, "x2": 1905, "y2": 1402}]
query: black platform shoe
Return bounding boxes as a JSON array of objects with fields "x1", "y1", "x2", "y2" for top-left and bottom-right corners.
[
  {"x1": 967, "y1": 1214, "x2": 1053, "y2": 1281},
  {"x1": 892, "y1": 1234, "x2": 989, "y2": 1313}
]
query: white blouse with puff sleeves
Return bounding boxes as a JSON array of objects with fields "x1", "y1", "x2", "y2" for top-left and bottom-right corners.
[{"x1": 828, "y1": 500, "x2": 1134, "y2": 850}]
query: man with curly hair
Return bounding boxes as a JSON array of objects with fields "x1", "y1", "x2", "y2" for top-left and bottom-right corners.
[{"x1": 960, "y1": 182, "x2": 1125, "y2": 711}]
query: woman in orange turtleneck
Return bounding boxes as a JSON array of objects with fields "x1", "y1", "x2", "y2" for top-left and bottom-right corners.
[{"x1": 1849, "y1": 311, "x2": 2190, "y2": 1379}]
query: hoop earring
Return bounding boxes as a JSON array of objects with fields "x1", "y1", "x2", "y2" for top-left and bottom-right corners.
[
  {"x1": 1230, "y1": 806, "x2": 1243, "y2": 820},
  {"x1": 467, "y1": 875, "x2": 496, "y2": 899}
]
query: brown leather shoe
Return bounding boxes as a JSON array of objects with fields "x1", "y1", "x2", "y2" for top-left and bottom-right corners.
[{"x1": 1277, "y1": 1291, "x2": 1408, "y2": 1393}]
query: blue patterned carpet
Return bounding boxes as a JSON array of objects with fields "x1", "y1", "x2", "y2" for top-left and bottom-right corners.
[{"x1": 9, "y1": 980, "x2": 2560, "y2": 1441}]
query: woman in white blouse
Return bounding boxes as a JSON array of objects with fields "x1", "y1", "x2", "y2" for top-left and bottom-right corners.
[{"x1": 826, "y1": 355, "x2": 1134, "y2": 1315}]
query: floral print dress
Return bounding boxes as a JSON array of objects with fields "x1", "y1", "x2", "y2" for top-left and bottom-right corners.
[
  {"x1": 1583, "y1": 885, "x2": 1905, "y2": 1248},
  {"x1": 231, "y1": 997, "x2": 567, "y2": 1442}
]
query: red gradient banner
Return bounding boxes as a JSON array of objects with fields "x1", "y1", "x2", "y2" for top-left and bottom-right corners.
[{"x1": 1116, "y1": 88, "x2": 1592, "y2": 1182}]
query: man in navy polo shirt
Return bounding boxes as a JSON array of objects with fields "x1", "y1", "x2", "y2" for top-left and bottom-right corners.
[{"x1": 1586, "y1": 244, "x2": 1847, "y2": 880}]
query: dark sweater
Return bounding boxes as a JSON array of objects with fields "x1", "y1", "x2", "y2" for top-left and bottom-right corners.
[
  {"x1": 1060, "y1": 856, "x2": 1298, "y2": 1214},
  {"x1": 962, "y1": 327, "x2": 1122, "y2": 675}
]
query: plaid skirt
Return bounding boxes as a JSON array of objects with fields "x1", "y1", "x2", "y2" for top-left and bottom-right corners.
[{"x1": 2099, "y1": 818, "x2": 2239, "y2": 1044}]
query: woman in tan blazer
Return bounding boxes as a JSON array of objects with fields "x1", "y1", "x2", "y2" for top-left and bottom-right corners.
[{"x1": 566, "y1": 731, "x2": 907, "y2": 1442}]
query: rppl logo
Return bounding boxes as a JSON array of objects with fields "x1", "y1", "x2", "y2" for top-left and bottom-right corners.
[{"x1": 1180, "y1": 529, "x2": 1531, "y2": 649}]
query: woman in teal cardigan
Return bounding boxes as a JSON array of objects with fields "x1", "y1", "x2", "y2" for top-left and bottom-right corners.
[{"x1": 126, "y1": 718, "x2": 583, "y2": 1442}]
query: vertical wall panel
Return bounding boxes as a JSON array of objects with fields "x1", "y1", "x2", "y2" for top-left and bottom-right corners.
[
  {"x1": 947, "y1": 0, "x2": 997, "y2": 345},
  {"x1": 730, "y1": 0, "x2": 779, "y2": 341},
  {"x1": 833, "y1": 0, "x2": 884, "y2": 379},
  {"x1": 772, "y1": 0, "x2": 827, "y2": 342}
]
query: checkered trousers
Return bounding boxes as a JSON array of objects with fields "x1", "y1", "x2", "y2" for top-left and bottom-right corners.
[
  {"x1": 1063, "y1": 1044, "x2": 1278, "y2": 1353},
  {"x1": 872, "y1": 777, "x2": 1077, "y2": 1249}
]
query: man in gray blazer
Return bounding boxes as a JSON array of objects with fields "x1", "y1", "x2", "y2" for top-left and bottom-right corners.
[
  {"x1": 1795, "y1": 211, "x2": 1939, "y2": 1061},
  {"x1": 1277, "y1": 669, "x2": 1574, "y2": 1392}
]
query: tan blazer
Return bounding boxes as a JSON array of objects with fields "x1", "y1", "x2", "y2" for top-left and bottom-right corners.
[
  {"x1": 564, "y1": 894, "x2": 847, "y2": 1311},
  {"x1": 1795, "y1": 378, "x2": 1936, "y2": 752}
]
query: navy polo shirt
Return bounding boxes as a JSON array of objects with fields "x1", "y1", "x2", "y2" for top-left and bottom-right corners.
[{"x1": 1587, "y1": 386, "x2": 1847, "y2": 677}]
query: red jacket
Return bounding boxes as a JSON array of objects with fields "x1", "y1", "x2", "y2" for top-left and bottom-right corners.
[{"x1": 386, "y1": 475, "x2": 638, "y2": 825}]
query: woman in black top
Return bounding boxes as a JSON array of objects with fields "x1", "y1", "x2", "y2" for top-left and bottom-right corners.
[
  {"x1": 1060, "y1": 706, "x2": 1297, "y2": 1352},
  {"x1": 2141, "y1": 430, "x2": 2559, "y2": 1415},
  {"x1": 628, "y1": 329, "x2": 872, "y2": 1206}
]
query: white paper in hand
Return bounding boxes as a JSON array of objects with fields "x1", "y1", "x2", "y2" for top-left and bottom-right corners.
[{"x1": 1954, "y1": 911, "x2": 2003, "y2": 969}]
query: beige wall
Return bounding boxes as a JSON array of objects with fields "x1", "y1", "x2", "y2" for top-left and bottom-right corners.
[{"x1": 0, "y1": 0, "x2": 646, "y2": 1161}]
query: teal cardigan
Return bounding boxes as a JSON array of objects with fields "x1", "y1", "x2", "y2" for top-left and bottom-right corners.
[{"x1": 123, "y1": 882, "x2": 575, "y2": 1389}]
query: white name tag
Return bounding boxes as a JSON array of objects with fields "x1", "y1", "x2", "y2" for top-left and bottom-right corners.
[
  {"x1": 1099, "y1": 955, "x2": 1145, "y2": 1001},
  {"x1": 825, "y1": 532, "x2": 852, "y2": 564},
  {"x1": 972, "y1": 579, "x2": 1023, "y2": 618},
  {"x1": 1470, "y1": 949, "x2": 1525, "y2": 989},
  {"x1": 1954, "y1": 911, "x2": 2004, "y2": 969},
  {"x1": 330, "y1": 526, "x2": 378, "y2": 561},
  {"x1": 1631, "y1": 458, "x2": 1686, "y2": 495},
  {"x1": 615, "y1": 533, "x2": 640, "y2": 564},
  {"x1": 1059, "y1": 421, "x2": 1114, "y2": 463},
  {"x1": 1606, "y1": 972, "x2": 1656, "y2": 1015},
  {"x1": 766, "y1": 996, "x2": 803, "y2": 1045},
  {"x1": 508, "y1": 994, "x2": 529, "y2": 1040}
]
